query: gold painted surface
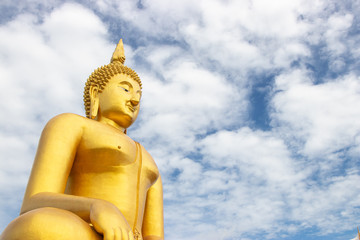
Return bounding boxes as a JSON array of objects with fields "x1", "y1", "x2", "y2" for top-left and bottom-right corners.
[{"x1": 0, "y1": 40, "x2": 164, "y2": 240}]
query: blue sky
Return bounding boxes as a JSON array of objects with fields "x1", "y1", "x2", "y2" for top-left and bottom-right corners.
[{"x1": 0, "y1": 0, "x2": 360, "y2": 239}]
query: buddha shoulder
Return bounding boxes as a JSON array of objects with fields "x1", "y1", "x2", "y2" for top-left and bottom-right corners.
[
  {"x1": 45, "y1": 113, "x2": 91, "y2": 130},
  {"x1": 42, "y1": 113, "x2": 88, "y2": 137}
]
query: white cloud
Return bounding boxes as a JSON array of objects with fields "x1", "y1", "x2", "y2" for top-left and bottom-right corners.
[
  {"x1": 154, "y1": 127, "x2": 306, "y2": 239},
  {"x1": 291, "y1": 174, "x2": 360, "y2": 233},
  {"x1": 132, "y1": 54, "x2": 245, "y2": 153},
  {"x1": 325, "y1": 13, "x2": 353, "y2": 57},
  {"x1": 0, "y1": 3, "x2": 112, "y2": 123},
  {"x1": 92, "y1": 0, "x2": 312, "y2": 74},
  {"x1": 271, "y1": 71, "x2": 360, "y2": 162}
]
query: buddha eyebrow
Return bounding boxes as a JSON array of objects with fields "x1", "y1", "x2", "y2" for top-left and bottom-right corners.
[{"x1": 119, "y1": 81, "x2": 132, "y2": 87}]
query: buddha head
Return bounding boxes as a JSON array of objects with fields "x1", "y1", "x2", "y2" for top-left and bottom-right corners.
[{"x1": 83, "y1": 39, "x2": 142, "y2": 129}]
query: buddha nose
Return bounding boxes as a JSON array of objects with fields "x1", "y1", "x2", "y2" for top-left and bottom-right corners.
[{"x1": 130, "y1": 98, "x2": 139, "y2": 106}]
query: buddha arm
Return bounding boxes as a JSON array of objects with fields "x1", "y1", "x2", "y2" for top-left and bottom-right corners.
[
  {"x1": 20, "y1": 113, "x2": 94, "y2": 218},
  {"x1": 20, "y1": 113, "x2": 104, "y2": 219},
  {"x1": 142, "y1": 175, "x2": 164, "y2": 240},
  {"x1": 21, "y1": 192, "x2": 99, "y2": 221}
]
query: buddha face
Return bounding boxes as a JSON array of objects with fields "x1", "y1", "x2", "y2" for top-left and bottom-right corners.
[{"x1": 91, "y1": 73, "x2": 142, "y2": 129}]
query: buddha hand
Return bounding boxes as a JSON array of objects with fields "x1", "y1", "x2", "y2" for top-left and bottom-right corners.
[{"x1": 90, "y1": 200, "x2": 135, "y2": 240}]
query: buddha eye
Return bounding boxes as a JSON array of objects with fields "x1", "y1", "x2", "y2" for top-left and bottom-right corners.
[{"x1": 119, "y1": 86, "x2": 129, "y2": 92}]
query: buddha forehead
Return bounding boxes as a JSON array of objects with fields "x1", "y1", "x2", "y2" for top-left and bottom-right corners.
[{"x1": 108, "y1": 73, "x2": 141, "y2": 88}]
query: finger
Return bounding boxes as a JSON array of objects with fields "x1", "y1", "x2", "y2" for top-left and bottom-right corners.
[
  {"x1": 114, "y1": 227, "x2": 122, "y2": 240},
  {"x1": 104, "y1": 229, "x2": 115, "y2": 240},
  {"x1": 115, "y1": 227, "x2": 126, "y2": 240},
  {"x1": 123, "y1": 230, "x2": 131, "y2": 240},
  {"x1": 129, "y1": 231, "x2": 135, "y2": 240}
]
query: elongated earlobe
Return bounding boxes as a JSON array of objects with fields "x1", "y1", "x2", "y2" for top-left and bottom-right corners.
[
  {"x1": 90, "y1": 100, "x2": 99, "y2": 119},
  {"x1": 89, "y1": 86, "x2": 99, "y2": 120}
]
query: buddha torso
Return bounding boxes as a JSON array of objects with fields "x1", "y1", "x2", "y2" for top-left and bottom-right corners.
[{"x1": 65, "y1": 115, "x2": 159, "y2": 233}]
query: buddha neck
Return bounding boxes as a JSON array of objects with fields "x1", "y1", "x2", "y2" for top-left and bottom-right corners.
[{"x1": 96, "y1": 115, "x2": 126, "y2": 133}]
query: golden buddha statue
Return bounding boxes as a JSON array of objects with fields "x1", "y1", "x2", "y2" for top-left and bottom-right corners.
[{"x1": 0, "y1": 39, "x2": 164, "y2": 240}]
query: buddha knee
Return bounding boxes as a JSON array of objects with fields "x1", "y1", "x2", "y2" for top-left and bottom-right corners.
[{"x1": 0, "y1": 207, "x2": 101, "y2": 240}]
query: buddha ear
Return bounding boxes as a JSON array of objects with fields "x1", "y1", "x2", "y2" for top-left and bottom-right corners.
[{"x1": 89, "y1": 85, "x2": 99, "y2": 120}]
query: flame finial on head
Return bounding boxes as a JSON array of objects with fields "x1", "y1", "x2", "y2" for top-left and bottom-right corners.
[{"x1": 111, "y1": 39, "x2": 126, "y2": 64}]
